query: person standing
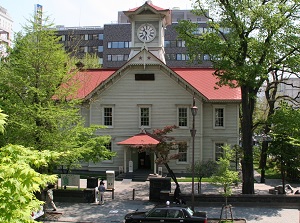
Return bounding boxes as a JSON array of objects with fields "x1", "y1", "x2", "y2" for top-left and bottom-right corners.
[
  {"x1": 46, "y1": 184, "x2": 57, "y2": 211},
  {"x1": 98, "y1": 180, "x2": 106, "y2": 205}
]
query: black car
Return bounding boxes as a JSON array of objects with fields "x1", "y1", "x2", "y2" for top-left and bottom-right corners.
[{"x1": 124, "y1": 204, "x2": 207, "y2": 223}]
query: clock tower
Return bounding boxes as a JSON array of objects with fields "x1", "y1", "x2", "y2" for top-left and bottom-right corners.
[{"x1": 123, "y1": 1, "x2": 171, "y2": 64}]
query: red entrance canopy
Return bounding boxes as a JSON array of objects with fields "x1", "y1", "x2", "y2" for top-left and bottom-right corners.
[{"x1": 117, "y1": 131, "x2": 160, "y2": 146}]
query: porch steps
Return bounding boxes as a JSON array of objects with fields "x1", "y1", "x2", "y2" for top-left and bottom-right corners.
[{"x1": 115, "y1": 170, "x2": 152, "y2": 182}]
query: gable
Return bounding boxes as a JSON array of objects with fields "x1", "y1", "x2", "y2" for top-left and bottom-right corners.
[{"x1": 68, "y1": 50, "x2": 241, "y2": 102}]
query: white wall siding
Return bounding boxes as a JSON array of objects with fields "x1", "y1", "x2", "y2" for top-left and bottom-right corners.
[{"x1": 80, "y1": 65, "x2": 240, "y2": 173}]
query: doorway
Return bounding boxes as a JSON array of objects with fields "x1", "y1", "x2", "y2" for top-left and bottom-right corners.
[{"x1": 138, "y1": 151, "x2": 151, "y2": 169}]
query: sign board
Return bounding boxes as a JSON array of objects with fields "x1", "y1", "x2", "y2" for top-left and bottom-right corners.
[
  {"x1": 61, "y1": 174, "x2": 80, "y2": 190},
  {"x1": 129, "y1": 160, "x2": 133, "y2": 172},
  {"x1": 106, "y1": 170, "x2": 115, "y2": 189}
]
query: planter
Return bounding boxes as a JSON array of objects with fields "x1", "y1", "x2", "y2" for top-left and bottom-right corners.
[{"x1": 53, "y1": 188, "x2": 96, "y2": 203}]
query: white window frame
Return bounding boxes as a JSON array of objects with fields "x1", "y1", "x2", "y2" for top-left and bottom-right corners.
[
  {"x1": 214, "y1": 142, "x2": 225, "y2": 161},
  {"x1": 102, "y1": 141, "x2": 113, "y2": 163},
  {"x1": 213, "y1": 105, "x2": 225, "y2": 129},
  {"x1": 102, "y1": 105, "x2": 114, "y2": 128},
  {"x1": 138, "y1": 105, "x2": 151, "y2": 128},
  {"x1": 177, "y1": 106, "x2": 189, "y2": 128},
  {"x1": 176, "y1": 141, "x2": 188, "y2": 164}
]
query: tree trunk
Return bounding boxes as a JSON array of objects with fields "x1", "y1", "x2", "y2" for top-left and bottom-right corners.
[
  {"x1": 281, "y1": 156, "x2": 286, "y2": 195},
  {"x1": 241, "y1": 86, "x2": 255, "y2": 194},
  {"x1": 164, "y1": 162, "x2": 182, "y2": 201},
  {"x1": 259, "y1": 140, "x2": 268, "y2": 183}
]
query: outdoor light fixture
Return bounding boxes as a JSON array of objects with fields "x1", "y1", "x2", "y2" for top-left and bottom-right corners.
[{"x1": 190, "y1": 96, "x2": 198, "y2": 211}]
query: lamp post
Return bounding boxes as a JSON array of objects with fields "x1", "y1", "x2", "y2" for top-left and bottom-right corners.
[{"x1": 190, "y1": 97, "x2": 198, "y2": 211}]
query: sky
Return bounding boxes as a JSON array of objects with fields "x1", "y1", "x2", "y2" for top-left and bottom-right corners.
[{"x1": 1, "y1": 0, "x2": 194, "y2": 34}]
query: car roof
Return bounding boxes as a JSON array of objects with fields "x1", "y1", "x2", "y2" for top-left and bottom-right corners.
[{"x1": 154, "y1": 204, "x2": 190, "y2": 209}]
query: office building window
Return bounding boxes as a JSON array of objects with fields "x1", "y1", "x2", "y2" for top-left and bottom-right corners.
[
  {"x1": 203, "y1": 54, "x2": 210, "y2": 61},
  {"x1": 88, "y1": 46, "x2": 98, "y2": 53},
  {"x1": 164, "y1": 40, "x2": 181, "y2": 48},
  {"x1": 107, "y1": 54, "x2": 129, "y2": 61},
  {"x1": 178, "y1": 107, "x2": 188, "y2": 127},
  {"x1": 215, "y1": 142, "x2": 224, "y2": 161},
  {"x1": 80, "y1": 34, "x2": 85, "y2": 40},
  {"x1": 165, "y1": 53, "x2": 176, "y2": 61},
  {"x1": 60, "y1": 35, "x2": 66, "y2": 41},
  {"x1": 98, "y1": 46, "x2": 103, "y2": 52},
  {"x1": 176, "y1": 54, "x2": 190, "y2": 61},
  {"x1": 108, "y1": 41, "x2": 130, "y2": 48},
  {"x1": 98, "y1": 34, "x2": 104, "y2": 40},
  {"x1": 79, "y1": 46, "x2": 85, "y2": 53}
]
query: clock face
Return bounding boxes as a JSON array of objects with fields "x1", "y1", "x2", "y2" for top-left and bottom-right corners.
[{"x1": 137, "y1": 23, "x2": 156, "y2": 42}]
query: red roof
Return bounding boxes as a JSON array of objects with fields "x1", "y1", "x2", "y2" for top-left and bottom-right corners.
[
  {"x1": 173, "y1": 68, "x2": 241, "y2": 101},
  {"x1": 71, "y1": 69, "x2": 116, "y2": 99},
  {"x1": 117, "y1": 131, "x2": 160, "y2": 146},
  {"x1": 70, "y1": 68, "x2": 241, "y2": 101}
]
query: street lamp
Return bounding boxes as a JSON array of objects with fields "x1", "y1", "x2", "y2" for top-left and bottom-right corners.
[{"x1": 190, "y1": 97, "x2": 198, "y2": 211}]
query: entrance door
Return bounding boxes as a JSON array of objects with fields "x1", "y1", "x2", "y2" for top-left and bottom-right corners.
[{"x1": 138, "y1": 151, "x2": 151, "y2": 169}]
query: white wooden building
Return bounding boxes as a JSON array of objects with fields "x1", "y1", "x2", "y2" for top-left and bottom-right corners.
[{"x1": 73, "y1": 1, "x2": 241, "y2": 175}]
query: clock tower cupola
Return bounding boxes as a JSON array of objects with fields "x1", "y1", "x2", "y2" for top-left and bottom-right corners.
[{"x1": 123, "y1": 1, "x2": 171, "y2": 63}]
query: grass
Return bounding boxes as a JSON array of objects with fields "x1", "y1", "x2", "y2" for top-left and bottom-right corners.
[
  {"x1": 174, "y1": 177, "x2": 215, "y2": 183},
  {"x1": 253, "y1": 160, "x2": 282, "y2": 179}
]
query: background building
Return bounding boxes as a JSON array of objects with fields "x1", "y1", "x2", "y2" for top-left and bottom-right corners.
[
  {"x1": 55, "y1": 7, "x2": 211, "y2": 68},
  {"x1": 0, "y1": 6, "x2": 12, "y2": 57}
]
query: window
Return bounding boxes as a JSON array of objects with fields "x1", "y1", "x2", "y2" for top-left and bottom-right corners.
[
  {"x1": 165, "y1": 53, "x2": 176, "y2": 61},
  {"x1": 98, "y1": 34, "x2": 104, "y2": 40},
  {"x1": 79, "y1": 46, "x2": 85, "y2": 53},
  {"x1": 98, "y1": 46, "x2": 103, "y2": 52},
  {"x1": 178, "y1": 107, "x2": 188, "y2": 127},
  {"x1": 80, "y1": 34, "x2": 85, "y2": 40},
  {"x1": 108, "y1": 41, "x2": 130, "y2": 48},
  {"x1": 148, "y1": 209, "x2": 167, "y2": 218},
  {"x1": 135, "y1": 73, "x2": 155, "y2": 81},
  {"x1": 60, "y1": 35, "x2": 66, "y2": 41},
  {"x1": 177, "y1": 40, "x2": 185, "y2": 47},
  {"x1": 203, "y1": 54, "x2": 210, "y2": 61},
  {"x1": 215, "y1": 142, "x2": 224, "y2": 161},
  {"x1": 213, "y1": 106, "x2": 225, "y2": 128},
  {"x1": 164, "y1": 40, "x2": 170, "y2": 48},
  {"x1": 176, "y1": 54, "x2": 189, "y2": 61},
  {"x1": 107, "y1": 54, "x2": 129, "y2": 61},
  {"x1": 139, "y1": 106, "x2": 151, "y2": 128},
  {"x1": 88, "y1": 46, "x2": 97, "y2": 53},
  {"x1": 103, "y1": 107, "x2": 113, "y2": 127},
  {"x1": 105, "y1": 142, "x2": 112, "y2": 159},
  {"x1": 102, "y1": 141, "x2": 113, "y2": 162},
  {"x1": 178, "y1": 142, "x2": 187, "y2": 162}
]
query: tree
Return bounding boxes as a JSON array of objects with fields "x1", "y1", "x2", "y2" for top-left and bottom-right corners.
[
  {"x1": 187, "y1": 160, "x2": 218, "y2": 194},
  {"x1": 176, "y1": 0, "x2": 300, "y2": 194},
  {"x1": 211, "y1": 145, "x2": 240, "y2": 208},
  {"x1": 136, "y1": 125, "x2": 184, "y2": 200},
  {"x1": 254, "y1": 70, "x2": 300, "y2": 183},
  {"x1": 0, "y1": 16, "x2": 114, "y2": 172},
  {"x1": 269, "y1": 102, "x2": 300, "y2": 191},
  {"x1": 74, "y1": 53, "x2": 102, "y2": 69},
  {"x1": 0, "y1": 110, "x2": 58, "y2": 222}
]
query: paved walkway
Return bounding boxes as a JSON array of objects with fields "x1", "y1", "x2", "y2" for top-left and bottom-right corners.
[{"x1": 45, "y1": 178, "x2": 300, "y2": 223}]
